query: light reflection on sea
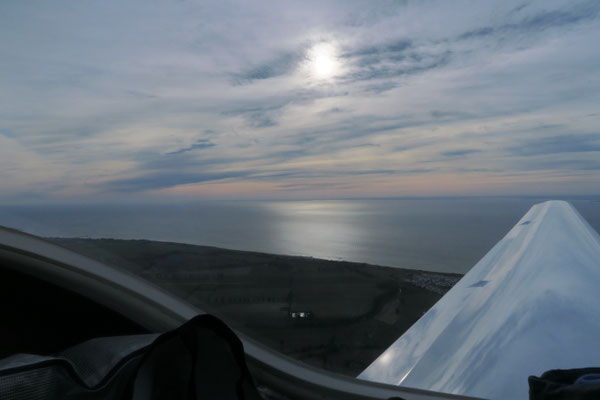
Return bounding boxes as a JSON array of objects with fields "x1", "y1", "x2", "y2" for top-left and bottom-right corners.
[{"x1": 1, "y1": 197, "x2": 598, "y2": 274}]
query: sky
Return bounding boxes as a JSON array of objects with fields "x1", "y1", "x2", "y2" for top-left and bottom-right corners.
[{"x1": 1, "y1": 0, "x2": 599, "y2": 203}]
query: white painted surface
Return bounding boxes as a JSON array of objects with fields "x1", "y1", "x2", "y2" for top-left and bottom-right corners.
[{"x1": 359, "y1": 201, "x2": 600, "y2": 400}]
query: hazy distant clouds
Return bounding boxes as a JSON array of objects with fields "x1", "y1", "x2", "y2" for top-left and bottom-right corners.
[{"x1": 1, "y1": 0, "x2": 599, "y2": 202}]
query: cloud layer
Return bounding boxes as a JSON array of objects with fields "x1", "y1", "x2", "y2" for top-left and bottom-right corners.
[{"x1": 1, "y1": 0, "x2": 599, "y2": 202}]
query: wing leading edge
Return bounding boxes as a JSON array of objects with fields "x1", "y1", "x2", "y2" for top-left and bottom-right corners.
[{"x1": 358, "y1": 201, "x2": 600, "y2": 400}]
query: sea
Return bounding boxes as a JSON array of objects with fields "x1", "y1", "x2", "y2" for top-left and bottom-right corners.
[{"x1": 1, "y1": 197, "x2": 599, "y2": 274}]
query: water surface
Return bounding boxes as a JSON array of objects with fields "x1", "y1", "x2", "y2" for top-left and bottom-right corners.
[{"x1": 1, "y1": 197, "x2": 598, "y2": 273}]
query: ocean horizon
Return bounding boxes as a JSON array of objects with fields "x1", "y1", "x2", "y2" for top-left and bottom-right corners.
[{"x1": 1, "y1": 197, "x2": 599, "y2": 274}]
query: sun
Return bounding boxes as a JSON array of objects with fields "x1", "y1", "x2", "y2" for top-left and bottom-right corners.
[{"x1": 310, "y1": 43, "x2": 338, "y2": 79}]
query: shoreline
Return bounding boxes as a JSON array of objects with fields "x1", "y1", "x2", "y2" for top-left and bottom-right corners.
[{"x1": 48, "y1": 237, "x2": 462, "y2": 376}]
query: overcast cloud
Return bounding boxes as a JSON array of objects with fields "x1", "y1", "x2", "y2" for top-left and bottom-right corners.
[{"x1": 1, "y1": 0, "x2": 599, "y2": 202}]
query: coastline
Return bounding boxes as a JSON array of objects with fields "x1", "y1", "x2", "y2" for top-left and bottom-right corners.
[{"x1": 48, "y1": 237, "x2": 462, "y2": 376}]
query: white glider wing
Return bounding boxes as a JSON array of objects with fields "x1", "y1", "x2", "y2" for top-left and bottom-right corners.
[{"x1": 358, "y1": 200, "x2": 600, "y2": 399}]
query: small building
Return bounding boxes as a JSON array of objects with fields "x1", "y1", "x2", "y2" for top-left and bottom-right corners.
[{"x1": 289, "y1": 310, "x2": 313, "y2": 319}]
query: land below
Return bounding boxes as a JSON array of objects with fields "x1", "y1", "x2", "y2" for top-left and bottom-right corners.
[{"x1": 49, "y1": 237, "x2": 461, "y2": 377}]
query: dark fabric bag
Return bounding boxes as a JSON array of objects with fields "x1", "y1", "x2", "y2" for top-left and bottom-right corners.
[
  {"x1": 0, "y1": 314, "x2": 263, "y2": 400},
  {"x1": 529, "y1": 368, "x2": 600, "y2": 400}
]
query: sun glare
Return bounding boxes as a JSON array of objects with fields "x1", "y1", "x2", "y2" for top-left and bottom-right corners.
[{"x1": 310, "y1": 43, "x2": 338, "y2": 79}]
